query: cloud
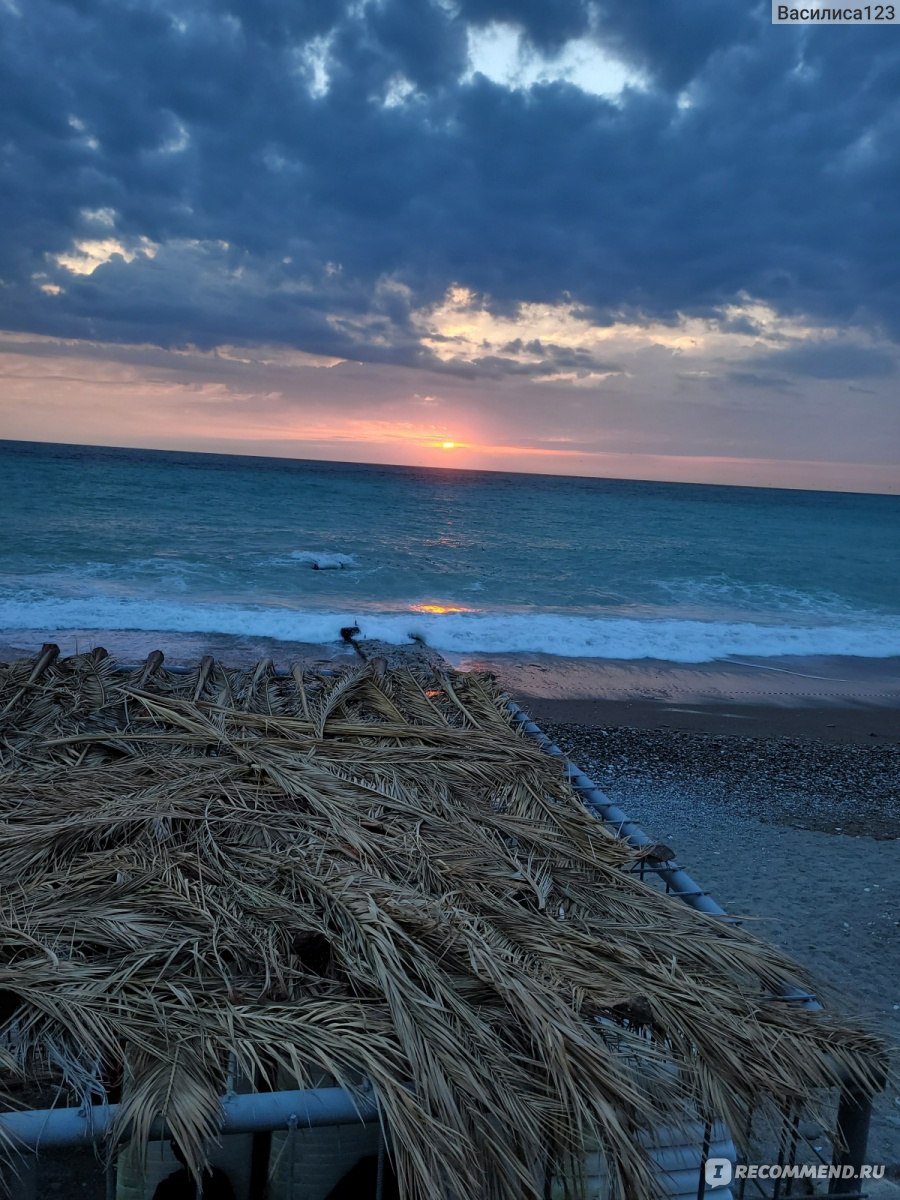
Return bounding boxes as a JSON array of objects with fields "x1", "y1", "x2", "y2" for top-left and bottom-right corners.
[
  {"x1": 442, "y1": 336, "x2": 625, "y2": 379},
  {"x1": 2, "y1": 323, "x2": 897, "y2": 493},
  {"x1": 744, "y1": 341, "x2": 897, "y2": 381},
  {"x1": 1, "y1": 0, "x2": 899, "y2": 382},
  {"x1": 725, "y1": 370, "x2": 794, "y2": 392}
]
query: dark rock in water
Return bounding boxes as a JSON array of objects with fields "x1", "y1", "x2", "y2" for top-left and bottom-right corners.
[
  {"x1": 340, "y1": 626, "x2": 361, "y2": 643},
  {"x1": 311, "y1": 561, "x2": 344, "y2": 570}
]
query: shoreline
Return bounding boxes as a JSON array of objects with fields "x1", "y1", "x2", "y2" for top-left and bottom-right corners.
[
  {"x1": 516, "y1": 696, "x2": 900, "y2": 744},
  {"x1": 4, "y1": 631, "x2": 899, "y2": 745},
  {"x1": 461, "y1": 651, "x2": 900, "y2": 744},
  {"x1": 453, "y1": 648, "x2": 900, "y2": 705}
]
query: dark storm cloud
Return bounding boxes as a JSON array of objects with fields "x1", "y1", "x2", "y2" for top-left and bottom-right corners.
[
  {"x1": 2, "y1": 0, "x2": 900, "y2": 369},
  {"x1": 586, "y1": 0, "x2": 759, "y2": 91}
]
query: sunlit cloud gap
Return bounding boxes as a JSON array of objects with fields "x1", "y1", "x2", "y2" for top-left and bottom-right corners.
[{"x1": 465, "y1": 23, "x2": 643, "y2": 98}]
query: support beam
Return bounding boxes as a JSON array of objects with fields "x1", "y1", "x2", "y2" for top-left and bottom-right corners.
[
  {"x1": 0, "y1": 1087, "x2": 378, "y2": 1151},
  {"x1": 829, "y1": 1084, "x2": 875, "y2": 1195}
]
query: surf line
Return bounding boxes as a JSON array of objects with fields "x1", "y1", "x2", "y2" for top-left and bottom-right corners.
[{"x1": 726, "y1": 659, "x2": 850, "y2": 682}]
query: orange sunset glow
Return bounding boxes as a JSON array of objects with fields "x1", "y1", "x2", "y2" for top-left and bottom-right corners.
[
  {"x1": 409, "y1": 604, "x2": 472, "y2": 614},
  {"x1": 0, "y1": 307, "x2": 896, "y2": 493},
  {"x1": 1, "y1": 0, "x2": 898, "y2": 498}
]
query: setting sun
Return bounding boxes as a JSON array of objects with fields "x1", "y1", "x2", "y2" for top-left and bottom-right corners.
[{"x1": 441, "y1": 441, "x2": 457, "y2": 450}]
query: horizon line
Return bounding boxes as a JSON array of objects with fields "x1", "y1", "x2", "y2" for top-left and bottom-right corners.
[{"x1": 1, "y1": 436, "x2": 898, "y2": 499}]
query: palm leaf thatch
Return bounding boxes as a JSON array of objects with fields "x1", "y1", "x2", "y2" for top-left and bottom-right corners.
[{"x1": 0, "y1": 648, "x2": 885, "y2": 1199}]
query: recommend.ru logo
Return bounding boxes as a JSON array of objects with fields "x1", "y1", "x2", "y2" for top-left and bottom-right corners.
[
  {"x1": 705, "y1": 1158, "x2": 733, "y2": 1188},
  {"x1": 705, "y1": 1160, "x2": 886, "y2": 1188}
]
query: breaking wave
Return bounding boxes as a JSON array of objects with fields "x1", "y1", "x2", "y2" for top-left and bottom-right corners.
[
  {"x1": 2, "y1": 596, "x2": 900, "y2": 662},
  {"x1": 287, "y1": 551, "x2": 357, "y2": 568}
]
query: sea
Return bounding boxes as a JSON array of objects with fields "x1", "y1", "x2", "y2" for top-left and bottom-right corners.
[{"x1": 2, "y1": 439, "x2": 900, "y2": 665}]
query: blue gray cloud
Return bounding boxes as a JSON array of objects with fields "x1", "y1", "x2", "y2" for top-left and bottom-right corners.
[
  {"x1": 1, "y1": 0, "x2": 899, "y2": 383},
  {"x1": 745, "y1": 341, "x2": 897, "y2": 380}
]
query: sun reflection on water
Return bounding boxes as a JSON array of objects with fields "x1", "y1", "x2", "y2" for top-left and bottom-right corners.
[{"x1": 409, "y1": 603, "x2": 472, "y2": 614}]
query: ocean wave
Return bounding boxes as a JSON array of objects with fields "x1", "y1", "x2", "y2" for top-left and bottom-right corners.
[
  {"x1": 287, "y1": 551, "x2": 357, "y2": 568},
  {"x1": 2, "y1": 597, "x2": 900, "y2": 661},
  {"x1": 651, "y1": 576, "x2": 867, "y2": 621},
  {"x1": 10, "y1": 558, "x2": 231, "y2": 591}
]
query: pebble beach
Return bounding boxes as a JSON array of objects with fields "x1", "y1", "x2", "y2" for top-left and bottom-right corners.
[{"x1": 494, "y1": 657, "x2": 900, "y2": 1171}]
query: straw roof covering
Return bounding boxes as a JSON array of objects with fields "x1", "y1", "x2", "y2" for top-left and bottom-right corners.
[{"x1": 0, "y1": 647, "x2": 885, "y2": 1199}]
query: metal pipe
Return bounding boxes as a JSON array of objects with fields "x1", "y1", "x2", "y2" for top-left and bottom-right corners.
[
  {"x1": 507, "y1": 701, "x2": 821, "y2": 1012},
  {"x1": 507, "y1": 701, "x2": 729, "y2": 917},
  {"x1": 0, "y1": 1087, "x2": 378, "y2": 1151}
]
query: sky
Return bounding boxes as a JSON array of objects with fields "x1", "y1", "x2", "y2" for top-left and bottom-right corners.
[{"x1": 1, "y1": 0, "x2": 899, "y2": 492}]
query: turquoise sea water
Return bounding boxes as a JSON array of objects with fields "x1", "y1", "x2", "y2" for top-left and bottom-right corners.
[{"x1": 2, "y1": 439, "x2": 900, "y2": 662}]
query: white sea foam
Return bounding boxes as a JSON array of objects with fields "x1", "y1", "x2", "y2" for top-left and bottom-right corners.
[
  {"x1": 2, "y1": 597, "x2": 900, "y2": 661},
  {"x1": 287, "y1": 551, "x2": 357, "y2": 568}
]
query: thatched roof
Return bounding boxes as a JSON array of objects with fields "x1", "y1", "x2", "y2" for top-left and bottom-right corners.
[{"x1": 0, "y1": 648, "x2": 885, "y2": 1199}]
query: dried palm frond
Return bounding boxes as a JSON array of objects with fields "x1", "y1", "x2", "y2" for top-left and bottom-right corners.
[{"x1": 0, "y1": 650, "x2": 886, "y2": 1200}]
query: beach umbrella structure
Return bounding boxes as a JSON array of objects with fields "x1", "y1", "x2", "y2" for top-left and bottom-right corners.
[{"x1": 0, "y1": 648, "x2": 886, "y2": 1200}]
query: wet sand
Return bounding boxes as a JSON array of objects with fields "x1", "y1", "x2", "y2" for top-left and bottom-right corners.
[{"x1": 451, "y1": 652, "x2": 900, "y2": 737}]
